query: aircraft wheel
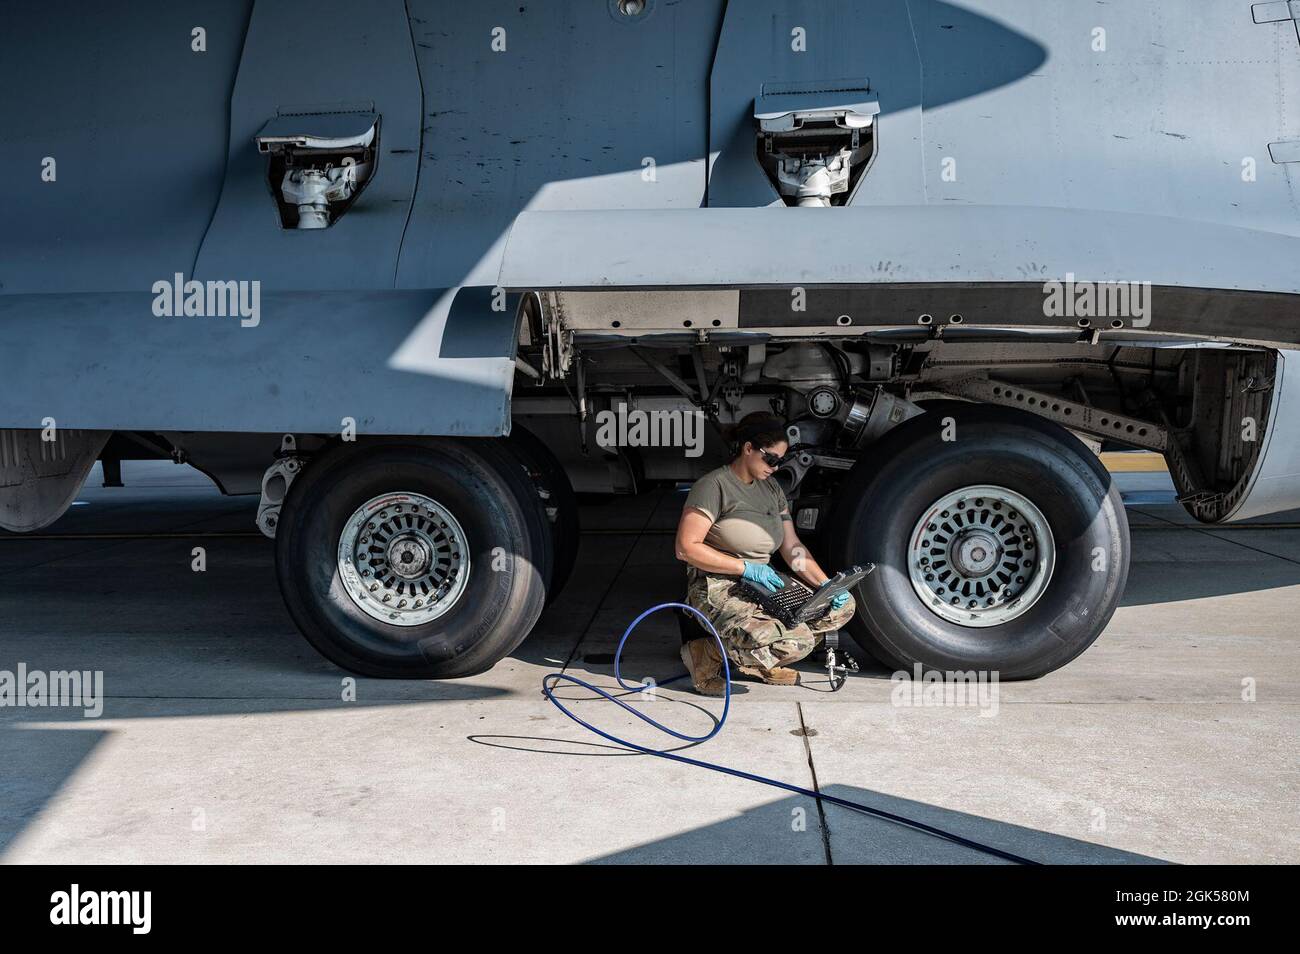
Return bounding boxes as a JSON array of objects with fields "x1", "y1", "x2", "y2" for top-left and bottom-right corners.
[
  {"x1": 829, "y1": 405, "x2": 1129, "y2": 680},
  {"x1": 275, "y1": 440, "x2": 547, "y2": 678}
]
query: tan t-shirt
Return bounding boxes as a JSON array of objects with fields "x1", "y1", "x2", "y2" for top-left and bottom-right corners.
[{"x1": 684, "y1": 465, "x2": 789, "y2": 564}]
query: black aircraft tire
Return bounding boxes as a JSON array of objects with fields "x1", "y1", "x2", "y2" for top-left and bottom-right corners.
[
  {"x1": 275, "y1": 440, "x2": 547, "y2": 678},
  {"x1": 829, "y1": 405, "x2": 1129, "y2": 680},
  {"x1": 507, "y1": 424, "x2": 580, "y2": 603}
]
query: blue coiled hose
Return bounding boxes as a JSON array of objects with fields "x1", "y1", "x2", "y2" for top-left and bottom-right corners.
[{"x1": 541, "y1": 601, "x2": 1041, "y2": 865}]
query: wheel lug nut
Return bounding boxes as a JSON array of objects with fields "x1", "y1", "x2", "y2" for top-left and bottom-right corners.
[
  {"x1": 369, "y1": 583, "x2": 378, "y2": 592},
  {"x1": 398, "y1": 599, "x2": 407, "y2": 608},
  {"x1": 968, "y1": 600, "x2": 977, "y2": 608},
  {"x1": 1015, "y1": 576, "x2": 1025, "y2": 584}
]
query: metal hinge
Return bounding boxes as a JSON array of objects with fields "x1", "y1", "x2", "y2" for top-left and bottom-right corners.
[
  {"x1": 1253, "y1": 1, "x2": 1300, "y2": 23},
  {"x1": 256, "y1": 434, "x2": 305, "y2": 538}
]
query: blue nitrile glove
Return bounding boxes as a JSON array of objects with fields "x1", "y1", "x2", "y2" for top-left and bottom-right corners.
[
  {"x1": 820, "y1": 580, "x2": 850, "y2": 610},
  {"x1": 741, "y1": 561, "x2": 785, "y2": 593}
]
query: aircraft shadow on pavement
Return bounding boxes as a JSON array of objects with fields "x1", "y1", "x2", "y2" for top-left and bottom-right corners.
[{"x1": 585, "y1": 784, "x2": 1166, "y2": 865}]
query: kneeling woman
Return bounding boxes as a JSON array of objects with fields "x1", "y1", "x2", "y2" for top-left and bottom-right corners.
[{"x1": 674, "y1": 412, "x2": 855, "y2": 695}]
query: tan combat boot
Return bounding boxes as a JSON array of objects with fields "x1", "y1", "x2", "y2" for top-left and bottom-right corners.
[
  {"x1": 680, "y1": 638, "x2": 728, "y2": 697},
  {"x1": 735, "y1": 664, "x2": 799, "y2": 686}
]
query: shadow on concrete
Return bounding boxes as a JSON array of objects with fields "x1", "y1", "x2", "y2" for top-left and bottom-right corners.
[
  {"x1": 0, "y1": 726, "x2": 106, "y2": 856},
  {"x1": 586, "y1": 784, "x2": 1166, "y2": 865}
]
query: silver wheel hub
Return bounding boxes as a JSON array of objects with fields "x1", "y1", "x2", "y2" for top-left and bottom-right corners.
[
  {"x1": 387, "y1": 536, "x2": 432, "y2": 579},
  {"x1": 952, "y1": 531, "x2": 1000, "y2": 576},
  {"x1": 907, "y1": 484, "x2": 1055, "y2": 628},
  {"x1": 337, "y1": 492, "x2": 470, "y2": 627}
]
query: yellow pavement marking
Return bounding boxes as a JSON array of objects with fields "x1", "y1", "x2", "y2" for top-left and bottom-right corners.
[{"x1": 1101, "y1": 451, "x2": 1168, "y2": 473}]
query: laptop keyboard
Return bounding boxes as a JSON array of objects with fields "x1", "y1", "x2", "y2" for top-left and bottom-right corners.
[{"x1": 733, "y1": 576, "x2": 817, "y2": 628}]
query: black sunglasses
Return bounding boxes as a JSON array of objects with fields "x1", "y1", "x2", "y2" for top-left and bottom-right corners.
[{"x1": 759, "y1": 450, "x2": 788, "y2": 468}]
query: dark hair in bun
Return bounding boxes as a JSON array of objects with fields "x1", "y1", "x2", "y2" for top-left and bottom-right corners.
[{"x1": 726, "y1": 412, "x2": 788, "y2": 458}]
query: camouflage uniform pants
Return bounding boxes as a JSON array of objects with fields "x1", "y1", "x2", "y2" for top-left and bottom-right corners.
[{"x1": 685, "y1": 566, "x2": 857, "y2": 672}]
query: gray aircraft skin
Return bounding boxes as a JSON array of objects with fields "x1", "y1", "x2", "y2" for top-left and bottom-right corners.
[{"x1": 3, "y1": 0, "x2": 1300, "y2": 679}]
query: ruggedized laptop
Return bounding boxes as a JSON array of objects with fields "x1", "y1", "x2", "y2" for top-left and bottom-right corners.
[{"x1": 732, "y1": 564, "x2": 875, "y2": 628}]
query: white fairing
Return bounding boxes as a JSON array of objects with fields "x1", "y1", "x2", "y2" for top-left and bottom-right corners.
[{"x1": 1225, "y1": 350, "x2": 1300, "y2": 521}]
